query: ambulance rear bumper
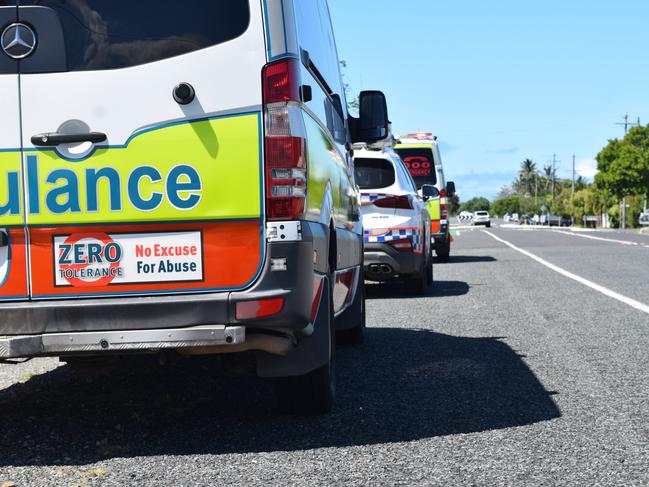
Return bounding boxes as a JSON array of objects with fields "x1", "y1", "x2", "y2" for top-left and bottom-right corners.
[
  {"x1": 0, "y1": 325, "x2": 245, "y2": 359},
  {"x1": 0, "y1": 221, "x2": 344, "y2": 359}
]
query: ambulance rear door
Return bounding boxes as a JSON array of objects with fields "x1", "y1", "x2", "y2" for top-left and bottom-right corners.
[
  {"x1": 0, "y1": 2, "x2": 29, "y2": 302},
  {"x1": 16, "y1": 0, "x2": 267, "y2": 299}
]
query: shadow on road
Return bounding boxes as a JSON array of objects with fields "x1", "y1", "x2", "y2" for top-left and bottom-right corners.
[
  {"x1": 0, "y1": 328, "x2": 560, "y2": 466},
  {"x1": 365, "y1": 280, "x2": 470, "y2": 300},
  {"x1": 439, "y1": 255, "x2": 497, "y2": 264}
]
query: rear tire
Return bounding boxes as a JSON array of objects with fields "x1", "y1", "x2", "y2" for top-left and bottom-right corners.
[
  {"x1": 406, "y1": 249, "x2": 430, "y2": 295},
  {"x1": 273, "y1": 275, "x2": 335, "y2": 414},
  {"x1": 486, "y1": 222, "x2": 491, "y2": 228},
  {"x1": 436, "y1": 238, "x2": 450, "y2": 263},
  {"x1": 426, "y1": 253, "x2": 434, "y2": 285}
]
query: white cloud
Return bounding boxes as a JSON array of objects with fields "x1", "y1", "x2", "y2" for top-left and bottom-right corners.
[{"x1": 575, "y1": 158, "x2": 598, "y2": 179}]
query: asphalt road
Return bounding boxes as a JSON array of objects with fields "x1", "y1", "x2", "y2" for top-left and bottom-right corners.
[{"x1": 1, "y1": 226, "x2": 648, "y2": 486}]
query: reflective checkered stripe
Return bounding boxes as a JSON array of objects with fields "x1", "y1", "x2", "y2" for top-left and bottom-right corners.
[{"x1": 363, "y1": 227, "x2": 423, "y2": 252}]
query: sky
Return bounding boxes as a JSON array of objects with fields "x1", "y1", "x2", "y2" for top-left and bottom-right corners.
[{"x1": 328, "y1": 0, "x2": 649, "y2": 200}]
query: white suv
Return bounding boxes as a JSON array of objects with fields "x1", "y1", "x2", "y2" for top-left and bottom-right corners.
[
  {"x1": 473, "y1": 211, "x2": 491, "y2": 227},
  {"x1": 354, "y1": 148, "x2": 434, "y2": 293}
]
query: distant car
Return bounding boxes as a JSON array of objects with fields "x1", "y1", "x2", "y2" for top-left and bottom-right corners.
[
  {"x1": 503, "y1": 213, "x2": 512, "y2": 223},
  {"x1": 511, "y1": 213, "x2": 520, "y2": 223},
  {"x1": 355, "y1": 148, "x2": 433, "y2": 294},
  {"x1": 473, "y1": 210, "x2": 491, "y2": 227},
  {"x1": 560, "y1": 216, "x2": 572, "y2": 227},
  {"x1": 544, "y1": 215, "x2": 571, "y2": 227},
  {"x1": 640, "y1": 211, "x2": 649, "y2": 226}
]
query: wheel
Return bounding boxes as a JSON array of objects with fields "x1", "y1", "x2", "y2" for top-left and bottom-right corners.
[
  {"x1": 273, "y1": 274, "x2": 335, "y2": 414},
  {"x1": 336, "y1": 275, "x2": 366, "y2": 345},
  {"x1": 436, "y1": 237, "x2": 450, "y2": 263},
  {"x1": 486, "y1": 222, "x2": 491, "y2": 228},
  {"x1": 406, "y1": 247, "x2": 430, "y2": 295}
]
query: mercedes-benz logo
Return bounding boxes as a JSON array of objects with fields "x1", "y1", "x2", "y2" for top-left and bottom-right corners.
[{"x1": 1, "y1": 23, "x2": 37, "y2": 60}]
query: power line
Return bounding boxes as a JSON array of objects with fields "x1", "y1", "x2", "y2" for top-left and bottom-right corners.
[{"x1": 615, "y1": 113, "x2": 640, "y2": 135}]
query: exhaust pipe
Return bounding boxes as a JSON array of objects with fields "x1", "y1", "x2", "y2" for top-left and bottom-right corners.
[
  {"x1": 180, "y1": 333, "x2": 293, "y2": 356},
  {"x1": 380, "y1": 264, "x2": 392, "y2": 274},
  {"x1": 369, "y1": 264, "x2": 381, "y2": 274}
]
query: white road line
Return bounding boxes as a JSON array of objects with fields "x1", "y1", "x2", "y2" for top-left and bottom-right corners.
[
  {"x1": 483, "y1": 230, "x2": 649, "y2": 315},
  {"x1": 551, "y1": 230, "x2": 649, "y2": 247}
]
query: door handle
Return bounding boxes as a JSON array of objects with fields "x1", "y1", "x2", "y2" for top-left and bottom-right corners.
[{"x1": 31, "y1": 132, "x2": 107, "y2": 147}]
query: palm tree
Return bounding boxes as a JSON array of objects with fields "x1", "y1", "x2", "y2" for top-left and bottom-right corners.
[
  {"x1": 542, "y1": 164, "x2": 558, "y2": 193},
  {"x1": 518, "y1": 158, "x2": 537, "y2": 196},
  {"x1": 575, "y1": 175, "x2": 587, "y2": 192}
]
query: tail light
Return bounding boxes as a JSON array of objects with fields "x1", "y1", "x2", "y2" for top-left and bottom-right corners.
[
  {"x1": 262, "y1": 58, "x2": 307, "y2": 221},
  {"x1": 374, "y1": 195, "x2": 413, "y2": 209},
  {"x1": 388, "y1": 238, "x2": 413, "y2": 252},
  {"x1": 236, "y1": 297, "x2": 285, "y2": 320},
  {"x1": 440, "y1": 188, "x2": 448, "y2": 220}
]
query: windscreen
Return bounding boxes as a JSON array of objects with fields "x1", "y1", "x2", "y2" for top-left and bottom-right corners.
[
  {"x1": 19, "y1": 0, "x2": 251, "y2": 71},
  {"x1": 354, "y1": 158, "x2": 395, "y2": 190},
  {"x1": 394, "y1": 147, "x2": 437, "y2": 189}
]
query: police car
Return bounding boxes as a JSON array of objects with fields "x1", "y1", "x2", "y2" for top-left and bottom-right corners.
[
  {"x1": 354, "y1": 147, "x2": 434, "y2": 293},
  {"x1": 0, "y1": 0, "x2": 391, "y2": 413}
]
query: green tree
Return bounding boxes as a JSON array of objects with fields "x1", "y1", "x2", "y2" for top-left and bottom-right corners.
[
  {"x1": 491, "y1": 195, "x2": 521, "y2": 216},
  {"x1": 518, "y1": 158, "x2": 537, "y2": 196},
  {"x1": 447, "y1": 193, "x2": 460, "y2": 216},
  {"x1": 542, "y1": 164, "x2": 558, "y2": 194},
  {"x1": 459, "y1": 197, "x2": 490, "y2": 213},
  {"x1": 595, "y1": 126, "x2": 649, "y2": 199}
]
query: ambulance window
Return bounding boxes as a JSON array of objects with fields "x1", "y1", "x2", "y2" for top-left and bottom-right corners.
[
  {"x1": 18, "y1": 0, "x2": 250, "y2": 71},
  {"x1": 354, "y1": 158, "x2": 395, "y2": 190},
  {"x1": 393, "y1": 148, "x2": 438, "y2": 189},
  {"x1": 294, "y1": 0, "x2": 348, "y2": 144}
]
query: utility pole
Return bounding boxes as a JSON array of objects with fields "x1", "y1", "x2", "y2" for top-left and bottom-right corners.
[
  {"x1": 535, "y1": 173, "x2": 538, "y2": 206},
  {"x1": 548, "y1": 153, "x2": 559, "y2": 208},
  {"x1": 615, "y1": 113, "x2": 640, "y2": 135},
  {"x1": 571, "y1": 154, "x2": 576, "y2": 197},
  {"x1": 614, "y1": 114, "x2": 640, "y2": 229}
]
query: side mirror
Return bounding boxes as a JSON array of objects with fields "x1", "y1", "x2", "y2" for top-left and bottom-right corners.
[
  {"x1": 421, "y1": 184, "x2": 439, "y2": 201},
  {"x1": 350, "y1": 90, "x2": 389, "y2": 143},
  {"x1": 446, "y1": 181, "x2": 456, "y2": 197}
]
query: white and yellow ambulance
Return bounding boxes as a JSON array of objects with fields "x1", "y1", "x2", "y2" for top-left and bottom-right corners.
[{"x1": 0, "y1": 0, "x2": 389, "y2": 413}]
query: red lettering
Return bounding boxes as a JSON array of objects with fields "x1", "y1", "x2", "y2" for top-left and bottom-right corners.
[{"x1": 135, "y1": 245, "x2": 144, "y2": 258}]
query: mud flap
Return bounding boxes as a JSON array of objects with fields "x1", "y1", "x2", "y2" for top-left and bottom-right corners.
[
  {"x1": 256, "y1": 275, "x2": 331, "y2": 378},
  {"x1": 334, "y1": 266, "x2": 363, "y2": 331}
]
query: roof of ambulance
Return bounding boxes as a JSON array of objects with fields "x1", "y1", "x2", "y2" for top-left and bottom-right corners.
[{"x1": 353, "y1": 147, "x2": 398, "y2": 159}]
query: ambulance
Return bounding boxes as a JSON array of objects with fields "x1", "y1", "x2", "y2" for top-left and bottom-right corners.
[
  {"x1": 0, "y1": 0, "x2": 390, "y2": 413},
  {"x1": 394, "y1": 133, "x2": 456, "y2": 262}
]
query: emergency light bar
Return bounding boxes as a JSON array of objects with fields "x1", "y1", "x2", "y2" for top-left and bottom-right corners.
[{"x1": 396, "y1": 132, "x2": 437, "y2": 141}]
